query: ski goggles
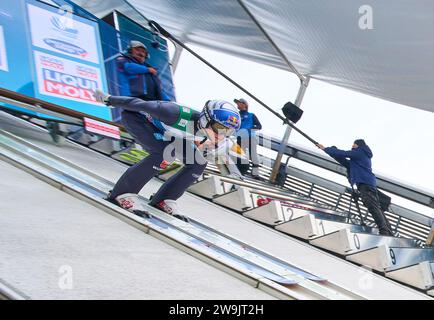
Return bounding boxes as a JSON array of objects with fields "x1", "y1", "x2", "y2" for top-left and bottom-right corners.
[{"x1": 210, "y1": 121, "x2": 235, "y2": 136}]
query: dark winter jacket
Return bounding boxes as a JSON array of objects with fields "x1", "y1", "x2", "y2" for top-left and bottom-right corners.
[
  {"x1": 324, "y1": 144, "x2": 377, "y2": 187},
  {"x1": 116, "y1": 54, "x2": 169, "y2": 101},
  {"x1": 237, "y1": 110, "x2": 262, "y2": 137}
]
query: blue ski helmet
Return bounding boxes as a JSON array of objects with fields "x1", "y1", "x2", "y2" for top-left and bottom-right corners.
[{"x1": 199, "y1": 100, "x2": 241, "y2": 136}]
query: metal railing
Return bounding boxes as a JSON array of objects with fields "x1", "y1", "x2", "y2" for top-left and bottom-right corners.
[
  {"x1": 259, "y1": 133, "x2": 434, "y2": 208},
  {"x1": 0, "y1": 279, "x2": 28, "y2": 300},
  {"x1": 242, "y1": 151, "x2": 432, "y2": 244}
]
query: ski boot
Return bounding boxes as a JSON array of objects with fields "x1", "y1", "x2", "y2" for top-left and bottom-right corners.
[
  {"x1": 106, "y1": 193, "x2": 151, "y2": 218},
  {"x1": 153, "y1": 200, "x2": 190, "y2": 223}
]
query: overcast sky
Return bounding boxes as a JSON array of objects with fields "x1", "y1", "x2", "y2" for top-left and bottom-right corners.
[{"x1": 171, "y1": 44, "x2": 434, "y2": 216}]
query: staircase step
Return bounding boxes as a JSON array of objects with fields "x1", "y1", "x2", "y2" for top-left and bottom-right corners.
[{"x1": 310, "y1": 228, "x2": 418, "y2": 255}]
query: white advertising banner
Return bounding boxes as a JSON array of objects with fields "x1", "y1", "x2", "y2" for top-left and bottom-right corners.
[
  {"x1": 84, "y1": 117, "x2": 120, "y2": 139},
  {"x1": 0, "y1": 25, "x2": 8, "y2": 72},
  {"x1": 34, "y1": 50, "x2": 104, "y2": 105},
  {"x1": 27, "y1": 3, "x2": 99, "y2": 64}
]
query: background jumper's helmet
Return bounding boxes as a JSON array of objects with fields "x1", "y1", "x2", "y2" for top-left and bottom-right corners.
[{"x1": 199, "y1": 100, "x2": 241, "y2": 136}]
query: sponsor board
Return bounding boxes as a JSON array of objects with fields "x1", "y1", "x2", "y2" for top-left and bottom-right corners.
[
  {"x1": 84, "y1": 117, "x2": 120, "y2": 139},
  {"x1": 0, "y1": 25, "x2": 8, "y2": 72},
  {"x1": 27, "y1": 3, "x2": 99, "y2": 64},
  {"x1": 34, "y1": 51, "x2": 104, "y2": 104}
]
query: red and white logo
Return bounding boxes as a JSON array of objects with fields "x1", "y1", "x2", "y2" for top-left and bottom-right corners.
[
  {"x1": 43, "y1": 68, "x2": 97, "y2": 102},
  {"x1": 34, "y1": 51, "x2": 104, "y2": 106},
  {"x1": 40, "y1": 56, "x2": 64, "y2": 70},
  {"x1": 84, "y1": 117, "x2": 120, "y2": 140},
  {"x1": 76, "y1": 65, "x2": 98, "y2": 79},
  {"x1": 157, "y1": 201, "x2": 173, "y2": 214},
  {"x1": 119, "y1": 199, "x2": 134, "y2": 210}
]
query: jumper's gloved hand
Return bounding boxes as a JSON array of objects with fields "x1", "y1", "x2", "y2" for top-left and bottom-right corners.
[
  {"x1": 200, "y1": 137, "x2": 247, "y2": 162},
  {"x1": 93, "y1": 89, "x2": 111, "y2": 105}
]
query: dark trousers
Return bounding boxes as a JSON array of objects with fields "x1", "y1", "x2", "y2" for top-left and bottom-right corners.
[
  {"x1": 357, "y1": 184, "x2": 393, "y2": 232},
  {"x1": 236, "y1": 135, "x2": 260, "y2": 175},
  {"x1": 109, "y1": 110, "x2": 207, "y2": 205}
]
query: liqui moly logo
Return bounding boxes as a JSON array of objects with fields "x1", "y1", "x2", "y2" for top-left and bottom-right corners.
[{"x1": 42, "y1": 69, "x2": 98, "y2": 102}]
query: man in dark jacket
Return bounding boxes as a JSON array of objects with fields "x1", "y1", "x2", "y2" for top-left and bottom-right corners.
[
  {"x1": 317, "y1": 139, "x2": 394, "y2": 236},
  {"x1": 116, "y1": 40, "x2": 170, "y2": 101}
]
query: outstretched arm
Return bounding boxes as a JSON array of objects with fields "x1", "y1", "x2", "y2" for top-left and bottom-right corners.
[
  {"x1": 324, "y1": 146, "x2": 363, "y2": 160},
  {"x1": 110, "y1": 96, "x2": 180, "y2": 124},
  {"x1": 328, "y1": 152, "x2": 350, "y2": 169},
  {"x1": 316, "y1": 144, "x2": 350, "y2": 169}
]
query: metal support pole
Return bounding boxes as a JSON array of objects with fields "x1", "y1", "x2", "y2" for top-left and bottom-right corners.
[
  {"x1": 269, "y1": 76, "x2": 310, "y2": 183},
  {"x1": 171, "y1": 44, "x2": 183, "y2": 74},
  {"x1": 427, "y1": 223, "x2": 434, "y2": 245}
]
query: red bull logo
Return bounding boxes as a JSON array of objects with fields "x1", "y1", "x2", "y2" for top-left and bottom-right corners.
[
  {"x1": 42, "y1": 68, "x2": 98, "y2": 102},
  {"x1": 227, "y1": 115, "x2": 239, "y2": 127}
]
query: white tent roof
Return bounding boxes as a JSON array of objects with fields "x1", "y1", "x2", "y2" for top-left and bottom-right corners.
[{"x1": 75, "y1": 0, "x2": 434, "y2": 113}]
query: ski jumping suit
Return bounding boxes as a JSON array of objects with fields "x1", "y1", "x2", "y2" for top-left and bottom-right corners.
[{"x1": 107, "y1": 96, "x2": 207, "y2": 206}]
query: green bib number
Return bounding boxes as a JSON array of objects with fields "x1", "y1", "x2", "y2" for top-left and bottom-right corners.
[{"x1": 171, "y1": 105, "x2": 193, "y2": 132}]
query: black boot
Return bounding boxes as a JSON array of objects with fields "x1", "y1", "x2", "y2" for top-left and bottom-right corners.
[
  {"x1": 105, "y1": 190, "x2": 118, "y2": 204},
  {"x1": 379, "y1": 227, "x2": 394, "y2": 237}
]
